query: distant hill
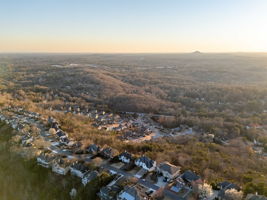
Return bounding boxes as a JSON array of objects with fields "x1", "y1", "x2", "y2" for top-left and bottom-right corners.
[{"x1": 1, "y1": 53, "x2": 267, "y2": 115}]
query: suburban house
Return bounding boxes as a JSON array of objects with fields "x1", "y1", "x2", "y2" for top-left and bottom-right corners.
[
  {"x1": 168, "y1": 177, "x2": 192, "y2": 199},
  {"x1": 51, "y1": 122, "x2": 60, "y2": 131},
  {"x1": 52, "y1": 158, "x2": 70, "y2": 175},
  {"x1": 98, "y1": 176, "x2": 125, "y2": 200},
  {"x1": 59, "y1": 136, "x2": 70, "y2": 145},
  {"x1": 82, "y1": 170, "x2": 99, "y2": 186},
  {"x1": 22, "y1": 136, "x2": 33, "y2": 147},
  {"x1": 170, "y1": 179, "x2": 186, "y2": 193},
  {"x1": 56, "y1": 130, "x2": 67, "y2": 138},
  {"x1": 100, "y1": 147, "x2": 116, "y2": 159},
  {"x1": 47, "y1": 116, "x2": 56, "y2": 124},
  {"x1": 98, "y1": 185, "x2": 122, "y2": 200},
  {"x1": 70, "y1": 161, "x2": 90, "y2": 178},
  {"x1": 71, "y1": 141, "x2": 82, "y2": 149},
  {"x1": 181, "y1": 170, "x2": 202, "y2": 187},
  {"x1": 118, "y1": 151, "x2": 132, "y2": 164},
  {"x1": 245, "y1": 194, "x2": 267, "y2": 200},
  {"x1": 217, "y1": 181, "x2": 241, "y2": 199},
  {"x1": 36, "y1": 152, "x2": 55, "y2": 168},
  {"x1": 117, "y1": 184, "x2": 150, "y2": 200},
  {"x1": 157, "y1": 161, "x2": 181, "y2": 180},
  {"x1": 86, "y1": 144, "x2": 100, "y2": 155},
  {"x1": 135, "y1": 156, "x2": 156, "y2": 171},
  {"x1": 217, "y1": 181, "x2": 240, "y2": 191}
]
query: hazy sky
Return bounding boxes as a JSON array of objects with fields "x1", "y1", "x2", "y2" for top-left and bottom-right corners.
[{"x1": 1, "y1": 0, "x2": 267, "y2": 53}]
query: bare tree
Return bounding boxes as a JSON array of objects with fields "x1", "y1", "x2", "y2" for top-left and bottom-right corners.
[{"x1": 224, "y1": 189, "x2": 243, "y2": 200}]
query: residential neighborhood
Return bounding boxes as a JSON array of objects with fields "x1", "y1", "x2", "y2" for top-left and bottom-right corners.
[{"x1": 0, "y1": 105, "x2": 262, "y2": 200}]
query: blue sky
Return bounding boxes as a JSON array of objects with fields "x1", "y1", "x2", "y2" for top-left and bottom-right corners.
[{"x1": 1, "y1": 0, "x2": 267, "y2": 52}]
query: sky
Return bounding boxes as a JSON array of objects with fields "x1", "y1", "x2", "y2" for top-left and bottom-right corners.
[{"x1": 0, "y1": 0, "x2": 267, "y2": 53}]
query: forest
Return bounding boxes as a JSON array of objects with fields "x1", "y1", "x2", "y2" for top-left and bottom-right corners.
[{"x1": 0, "y1": 53, "x2": 267, "y2": 195}]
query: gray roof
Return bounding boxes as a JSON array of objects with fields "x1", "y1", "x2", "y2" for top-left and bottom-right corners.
[
  {"x1": 100, "y1": 186, "x2": 110, "y2": 196},
  {"x1": 246, "y1": 194, "x2": 267, "y2": 200},
  {"x1": 38, "y1": 152, "x2": 55, "y2": 162},
  {"x1": 217, "y1": 181, "x2": 241, "y2": 198},
  {"x1": 60, "y1": 137, "x2": 69, "y2": 144},
  {"x1": 181, "y1": 170, "x2": 200, "y2": 182},
  {"x1": 51, "y1": 122, "x2": 60, "y2": 130},
  {"x1": 100, "y1": 184, "x2": 122, "y2": 198},
  {"x1": 158, "y1": 162, "x2": 180, "y2": 175},
  {"x1": 218, "y1": 181, "x2": 240, "y2": 190},
  {"x1": 56, "y1": 130, "x2": 66, "y2": 138},
  {"x1": 122, "y1": 186, "x2": 142, "y2": 200},
  {"x1": 84, "y1": 170, "x2": 99, "y2": 180},
  {"x1": 119, "y1": 151, "x2": 132, "y2": 160},
  {"x1": 100, "y1": 147, "x2": 115, "y2": 158},
  {"x1": 86, "y1": 144, "x2": 100, "y2": 154},
  {"x1": 136, "y1": 156, "x2": 155, "y2": 169},
  {"x1": 71, "y1": 162, "x2": 89, "y2": 173},
  {"x1": 54, "y1": 158, "x2": 69, "y2": 167}
]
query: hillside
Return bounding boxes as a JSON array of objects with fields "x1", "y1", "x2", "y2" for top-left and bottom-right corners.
[{"x1": 0, "y1": 53, "x2": 267, "y2": 196}]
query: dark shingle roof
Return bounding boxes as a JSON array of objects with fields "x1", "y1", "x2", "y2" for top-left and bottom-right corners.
[
  {"x1": 100, "y1": 147, "x2": 114, "y2": 158},
  {"x1": 51, "y1": 122, "x2": 60, "y2": 130},
  {"x1": 218, "y1": 181, "x2": 240, "y2": 190},
  {"x1": 71, "y1": 162, "x2": 89, "y2": 173},
  {"x1": 181, "y1": 170, "x2": 200, "y2": 182},
  {"x1": 158, "y1": 162, "x2": 180, "y2": 175},
  {"x1": 122, "y1": 186, "x2": 142, "y2": 200},
  {"x1": 119, "y1": 151, "x2": 132, "y2": 160},
  {"x1": 136, "y1": 156, "x2": 155, "y2": 169},
  {"x1": 56, "y1": 130, "x2": 66, "y2": 138},
  {"x1": 38, "y1": 152, "x2": 55, "y2": 163},
  {"x1": 246, "y1": 194, "x2": 267, "y2": 200},
  {"x1": 60, "y1": 137, "x2": 69, "y2": 144},
  {"x1": 217, "y1": 181, "x2": 241, "y2": 199},
  {"x1": 84, "y1": 170, "x2": 99, "y2": 180},
  {"x1": 86, "y1": 144, "x2": 100, "y2": 154}
]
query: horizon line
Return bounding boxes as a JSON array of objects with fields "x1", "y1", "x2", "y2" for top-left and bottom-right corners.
[{"x1": 1, "y1": 51, "x2": 267, "y2": 54}]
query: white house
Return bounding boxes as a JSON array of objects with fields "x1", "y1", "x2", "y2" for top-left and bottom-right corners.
[
  {"x1": 135, "y1": 156, "x2": 156, "y2": 172},
  {"x1": 118, "y1": 151, "x2": 132, "y2": 164}
]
